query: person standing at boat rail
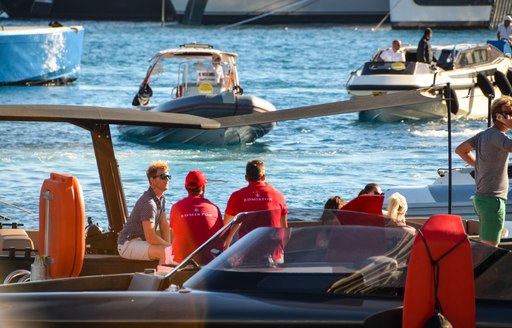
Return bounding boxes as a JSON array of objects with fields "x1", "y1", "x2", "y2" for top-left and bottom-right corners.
[
  {"x1": 169, "y1": 170, "x2": 223, "y2": 263},
  {"x1": 416, "y1": 28, "x2": 435, "y2": 64},
  {"x1": 117, "y1": 161, "x2": 171, "y2": 264},
  {"x1": 376, "y1": 40, "x2": 405, "y2": 62},
  {"x1": 211, "y1": 54, "x2": 225, "y2": 86},
  {"x1": 456, "y1": 96, "x2": 512, "y2": 246},
  {"x1": 224, "y1": 159, "x2": 288, "y2": 236},
  {"x1": 497, "y1": 15, "x2": 512, "y2": 44}
]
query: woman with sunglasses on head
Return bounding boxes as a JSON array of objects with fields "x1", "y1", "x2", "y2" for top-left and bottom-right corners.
[
  {"x1": 117, "y1": 160, "x2": 172, "y2": 264},
  {"x1": 456, "y1": 96, "x2": 512, "y2": 247}
]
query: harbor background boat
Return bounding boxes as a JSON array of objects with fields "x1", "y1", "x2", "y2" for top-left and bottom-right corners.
[{"x1": 0, "y1": 19, "x2": 503, "y2": 231}]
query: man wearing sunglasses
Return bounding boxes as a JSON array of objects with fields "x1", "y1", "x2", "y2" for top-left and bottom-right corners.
[
  {"x1": 117, "y1": 161, "x2": 172, "y2": 264},
  {"x1": 456, "y1": 96, "x2": 512, "y2": 247}
]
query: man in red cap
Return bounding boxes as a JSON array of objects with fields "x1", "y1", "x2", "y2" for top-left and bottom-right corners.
[
  {"x1": 224, "y1": 159, "x2": 288, "y2": 237},
  {"x1": 169, "y1": 170, "x2": 223, "y2": 263}
]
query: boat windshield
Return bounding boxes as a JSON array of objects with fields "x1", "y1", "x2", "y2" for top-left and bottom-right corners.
[
  {"x1": 181, "y1": 208, "x2": 512, "y2": 300},
  {"x1": 147, "y1": 56, "x2": 230, "y2": 103}
]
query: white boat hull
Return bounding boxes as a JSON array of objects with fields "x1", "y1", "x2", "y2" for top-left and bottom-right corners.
[
  {"x1": 172, "y1": 0, "x2": 389, "y2": 24},
  {"x1": 387, "y1": 167, "x2": 512, "y2": 219},
  {"x1": 389, "y1": 0, "x2": 492, "y2": 29},
  {"x1": 346, "y1": 43, "x2": 512, "y2": 122},
  {"x1": 0, "y1": 26, "x2": 84, "y2": 85}
]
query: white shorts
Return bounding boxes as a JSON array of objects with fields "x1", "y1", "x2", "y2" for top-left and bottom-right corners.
[{"x1": 118, "y1": 238, "x2": 150, "y2": 261}]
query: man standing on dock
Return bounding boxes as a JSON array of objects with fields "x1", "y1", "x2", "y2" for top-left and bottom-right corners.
[{"x1": 456, "y1": 96, "x2": 512, "y2": 246}]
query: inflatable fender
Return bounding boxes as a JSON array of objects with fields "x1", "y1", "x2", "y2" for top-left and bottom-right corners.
[
  {"x1": 507, "y1": 68, "x2": 512, "y2": 87},
  {"x1": 443, "y1": 85, "x2": 459, "y2": 115},
  {"x1": 494, "y1": 71, "x2": 512, "y2": 96},
  {"x1": 476, "y1": 73, "x2": 495, "y2": 99},
  {"x1": 39, "y1": 172, "x2": 85, "y2": 279}
]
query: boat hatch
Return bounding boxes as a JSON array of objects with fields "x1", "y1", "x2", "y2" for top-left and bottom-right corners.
[
  {"x1": 180, "y1": 43, "x2": 213, "y2": 49},
  {"x1": 361, "y1": 61, "x2": 433, "y2": 75}
]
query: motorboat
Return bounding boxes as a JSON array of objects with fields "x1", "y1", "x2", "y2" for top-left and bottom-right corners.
[
  {"x1": 171, "y1": 0, "x2": 389, "y2": 25},
  {"x1": 346, "y1": 42, "x2": 512, "y2": 122},
  {"x1": 0, "y1": 24, "x2": 84, "y2": 85},
  {"x1": 1, "y1": 208, "x2": 512, "y2": 327},
  {"x1": 118, "y1": 43, "x2": 277, "y2": 146},
  {"x1": 0, "y1": 89, "x2": 438, "y2": 283},
  {"x1": 386, "y1": 165, "x2": 512, "y2": 220},
  {"x1": 389, "y1": 0, "x2": 493, "y2": 29}
]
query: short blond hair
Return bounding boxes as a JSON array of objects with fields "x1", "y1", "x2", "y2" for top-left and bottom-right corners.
[{"x1": 146, "y1": 160, "x2": 169, "y2": 182}]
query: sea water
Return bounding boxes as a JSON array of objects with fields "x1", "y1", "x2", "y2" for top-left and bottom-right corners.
[{"x1": 0, "y1": 19, "x2": 499, "y2": 230}]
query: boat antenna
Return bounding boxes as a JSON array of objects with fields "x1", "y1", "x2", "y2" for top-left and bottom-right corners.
[
  {"x1": 0, "y1": 199, "x2": 34, "y2": 215},
  {"x1": 444, "y1": 83, "x2": 459, "y2": 214},
  {"x1": 221, "y1": 0, "x2": 317, "y2": 29}
]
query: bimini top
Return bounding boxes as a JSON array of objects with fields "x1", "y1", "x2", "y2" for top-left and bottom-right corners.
[{"x1": 151, "y1": 43, "x2": 238, "y2": 61}]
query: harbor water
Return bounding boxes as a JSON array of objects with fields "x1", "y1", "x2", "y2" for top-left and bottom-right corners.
[{"x1": 0, "y1": 19, "x2": 499, "y2": 230}]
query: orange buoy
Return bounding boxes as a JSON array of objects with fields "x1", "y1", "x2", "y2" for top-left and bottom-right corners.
[{"x1": 39, "y1": 172, "x2": 85, "y2": 279}]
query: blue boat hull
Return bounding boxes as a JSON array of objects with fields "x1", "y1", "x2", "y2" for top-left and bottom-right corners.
[
  {"x1": 0, "y1": 26, "x2": 84, "y2": 85},
  {"x1": 118, "y1": 93, "x2": 276, "y2": 146}
]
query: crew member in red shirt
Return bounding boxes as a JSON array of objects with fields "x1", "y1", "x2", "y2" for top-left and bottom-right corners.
[
  {"x1": 224, "y1": 159, "x2": 288, "y2": 235},
  {"x1": 170, "y1": 170, "x2": 223, "y2": 263}
]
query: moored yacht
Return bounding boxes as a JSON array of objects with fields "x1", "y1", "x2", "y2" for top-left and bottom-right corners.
[
  {"x1": 389, "y1": 0, "x2": 493, "y2": 29},
  {"x1": 346, "y1": 42, "x2": 512, "y2": 122}
]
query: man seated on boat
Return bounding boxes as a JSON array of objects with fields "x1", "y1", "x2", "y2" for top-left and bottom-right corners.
[
  {"x1": 376, "y1": 40, "x2": 405, "y2": 62},
  {"x1": 169, "y1": 170, "x2": 223, "y2": 263},
  {"x1": 117, "y1": 161, "x2": 172, "y2": 264}
]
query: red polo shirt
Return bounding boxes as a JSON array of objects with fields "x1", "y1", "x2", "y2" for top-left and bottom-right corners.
[
  {"x1": 225, "y1": 181, "x2": 288, "y2": 237},
  {"x1": 170, "y1": 194, "x2": 223, "y2": 263}
]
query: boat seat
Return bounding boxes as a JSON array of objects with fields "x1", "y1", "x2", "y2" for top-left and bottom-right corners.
[
  {"x1": 342, "y1": 194, "x2": 384, "y2": 215},
  {"x1": 0, "y1": 229, "x2": 34, "y2": 256}
]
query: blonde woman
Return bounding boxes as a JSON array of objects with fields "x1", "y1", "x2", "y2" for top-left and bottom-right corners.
[{"x1": 386, "y1": 192, "x2": 408, "y2": 226}]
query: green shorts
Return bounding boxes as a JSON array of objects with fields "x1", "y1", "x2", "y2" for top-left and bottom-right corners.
[{"x1": 473, "y1": 194, "x2": 506, "y2": 243}]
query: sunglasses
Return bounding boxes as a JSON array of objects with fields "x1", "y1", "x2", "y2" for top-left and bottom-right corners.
[
  {"x1": 153, "y1": 173, "x2": 171, "y2": 180},
  {"x1": 373, "y1": 191, "x2": 384, "y2": 195}
]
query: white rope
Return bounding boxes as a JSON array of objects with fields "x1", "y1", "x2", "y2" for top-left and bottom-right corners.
[{"x1": 222, "y1": 0, "x2": 318, "y2": 29}]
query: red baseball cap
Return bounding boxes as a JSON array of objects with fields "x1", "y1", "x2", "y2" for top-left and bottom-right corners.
[{"x1": 185, "y1": 170, "x2": 207, "y2": 190}]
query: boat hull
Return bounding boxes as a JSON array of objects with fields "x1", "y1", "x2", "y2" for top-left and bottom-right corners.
[
  {"x1": 172, "y1": 0, "x2": 389, "y2": 24},
  {"x1": 118, "y1": 93, "x2": 276, "y2": 146},
  {"x1": 0, "y1": 26, "x2": 84, "y2": 85},
  {"x1": 389, "y1": 0, "x2": 492, "y2": 29},
  {"x1": 0, "y1": 0, "x2": 176, "y2": 20}
]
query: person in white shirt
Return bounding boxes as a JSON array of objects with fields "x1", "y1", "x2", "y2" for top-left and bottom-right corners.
[
  {"x1": 211, "y1": 54, "x2": 225, "y2": 85},
  {"x1": 497, "y1": 15, "x2": 512, "y2": 44},
  {"x1": 376, "y1": 40, "x2": 406, "y2": 62}
]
